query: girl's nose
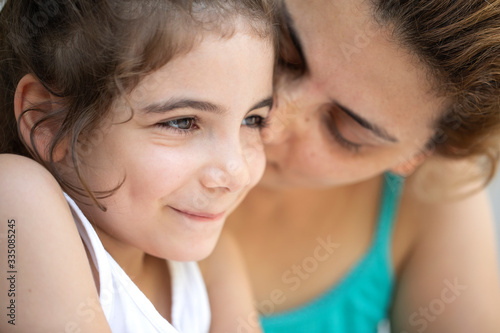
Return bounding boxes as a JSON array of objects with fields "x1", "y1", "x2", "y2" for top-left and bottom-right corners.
[{"x1": 200, "y1": 144, "x2": 251, "y2": 193}]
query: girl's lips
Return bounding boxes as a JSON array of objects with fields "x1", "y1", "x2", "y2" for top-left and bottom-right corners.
[{"x1": 171, "y1": 207, "x2": 226, "y2": 222}]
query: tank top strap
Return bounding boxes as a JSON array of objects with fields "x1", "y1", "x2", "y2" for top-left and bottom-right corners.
[
  {"x1": 65, "y1": 193, "x2": 211, "y2": 332},
  {"x1": 372, "y1": 172, "x2": 405, "y2": 256},
  {"x1": 259, "y1": 173, "x2": 407, "y2": 333},
  {"x1": 64, "y1": 193, "x2": 115, "y2": 319}
]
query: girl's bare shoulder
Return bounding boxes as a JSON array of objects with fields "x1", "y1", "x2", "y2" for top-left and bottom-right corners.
[
  {"x1": 0, "y1": 154, "x2": 111, "y2": 332},
  {"x1": 0, "y1": 154, "x2": 62, "y2": 195}
]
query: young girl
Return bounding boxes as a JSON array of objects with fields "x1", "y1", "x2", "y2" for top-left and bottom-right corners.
[{"x1": 0, "y1": 0, "x2": 276, "y2": 332}]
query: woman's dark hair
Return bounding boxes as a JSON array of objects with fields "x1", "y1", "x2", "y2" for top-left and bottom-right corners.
[
  {"x1": 371, "y1": 0, "x2": 500, "y2": 185},
  {"x1": 0, "y1": 0, "x2": 277, "y2": 208}
]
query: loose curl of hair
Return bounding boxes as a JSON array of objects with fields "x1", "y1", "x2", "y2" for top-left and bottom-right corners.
[{"x1": 0, "y1": 0, "x2": 278, "y2": 209}]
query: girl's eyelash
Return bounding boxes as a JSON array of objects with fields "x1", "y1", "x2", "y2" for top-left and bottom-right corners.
[
  {"x1": 324, "y1": 112, "x2": 362, "y2": 153},
  {"x1": 243, "y1": 115, "x2": 270, "y2": 130},
  {"x1": 155, "y1": 114, "x2": 270, "y2": 135},
  {"x1": 156, "y1": 117, "x2": 199, "y2": 135},
  {"x1": 261, "y1": 116, "x2": 271, "y2": 129}
]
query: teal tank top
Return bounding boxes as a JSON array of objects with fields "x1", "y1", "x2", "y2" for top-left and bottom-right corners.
[{"x1": 260, "y1": 173, "x2": 404, "y2": 333}]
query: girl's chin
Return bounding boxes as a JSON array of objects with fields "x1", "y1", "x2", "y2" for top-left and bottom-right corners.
[{"x1": 164, "y1": 236, "x2": 221, "y2": 262}]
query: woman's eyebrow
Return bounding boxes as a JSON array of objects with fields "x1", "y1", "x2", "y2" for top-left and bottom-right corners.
[
  {"x1": 334, "y1": 101, "x2": 399, "y2": 143},
  {"x1": 282, "y1": 1, "x2": 306, "y2": 63}
]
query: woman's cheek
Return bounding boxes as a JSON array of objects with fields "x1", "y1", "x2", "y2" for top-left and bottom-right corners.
[{"x1": 248, "y1": 142, "x2": 267, "y2": 186}]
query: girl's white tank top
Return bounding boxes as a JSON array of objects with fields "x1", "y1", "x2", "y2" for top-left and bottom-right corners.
[{"x1": 65, "y1": 194, "x2": 211, "y2": 333}]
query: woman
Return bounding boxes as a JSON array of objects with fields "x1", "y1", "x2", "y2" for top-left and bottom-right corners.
[{"x1": 227, "y1": 0, "x2": 500, "y2": 332}]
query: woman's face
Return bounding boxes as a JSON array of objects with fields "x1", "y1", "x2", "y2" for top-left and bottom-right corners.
[{"x1": 261, "y1": 0, "x2": 447, "y2": 189}]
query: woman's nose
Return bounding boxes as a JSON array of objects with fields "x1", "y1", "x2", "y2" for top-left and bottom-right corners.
[{"x1": 261, "y1": 95, "x2": 298, "y2": 146}]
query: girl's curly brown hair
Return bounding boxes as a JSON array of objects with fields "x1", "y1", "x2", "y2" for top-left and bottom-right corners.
[{"x1": 0, "y1": 0, "x2": 278, "y2": 209}]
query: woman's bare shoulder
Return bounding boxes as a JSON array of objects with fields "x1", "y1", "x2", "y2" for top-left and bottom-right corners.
[
  {"x1": 392, "y1": 180, "x2": 500, "y2": 332},
  {"x1": 401, "y1": 171, "x2": 494, "y2": 235}
]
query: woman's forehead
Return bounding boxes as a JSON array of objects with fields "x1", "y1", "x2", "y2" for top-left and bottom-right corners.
[{"x1": 283, "y1": 0, "x2": 446, "y2": 138}]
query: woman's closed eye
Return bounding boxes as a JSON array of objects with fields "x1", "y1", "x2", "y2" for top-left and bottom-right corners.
[
  {"x1": 324, "y1": 112, "x2": 362, "y2": 153},
  {"x1": 323, "y1": 107, "x2": 376, "y2": 153}
]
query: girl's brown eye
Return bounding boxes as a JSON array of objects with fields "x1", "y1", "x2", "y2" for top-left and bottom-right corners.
[
  {"x1": 168, "y1": 118, "x2": 194, "y2": 130},
  {"x1": 156, "y1": 117, "x2": 199, "y2": 135},
  {"x1": 242, "y1": 115, "x2": 268, "y2": 129}
]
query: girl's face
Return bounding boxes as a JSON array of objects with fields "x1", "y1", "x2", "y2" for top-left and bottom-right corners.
[
  {"x1": 72, "y1": 32, "x2": 274, "y2": 261},
  {"x1": 261, "y1": 0, "x2": 447, "y2": 189}
]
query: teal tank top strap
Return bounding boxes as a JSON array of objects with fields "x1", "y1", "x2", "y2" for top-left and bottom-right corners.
[
  {"x1": 260, "y1": 173, "x2": 406, "y2": 333},
  {"x1": 373, "y1": 172, "x2": 405, "y2": 255}
]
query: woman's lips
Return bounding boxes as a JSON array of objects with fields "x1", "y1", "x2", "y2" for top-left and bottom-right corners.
[{"x1": 171, "y1": 207, "x2": 226, "y2": 222}]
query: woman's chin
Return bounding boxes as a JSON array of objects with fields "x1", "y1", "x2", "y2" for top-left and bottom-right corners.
[
  {"x1": 258, "y1": 166, "x2": 322, "y2": 189},
  {"x1": 258, "y1": 163, "x2": 373, "y2": 190}
]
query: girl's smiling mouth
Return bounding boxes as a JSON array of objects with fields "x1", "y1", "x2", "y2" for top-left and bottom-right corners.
[{"x1": 170, "y1": 207, "x2": 226, "y2": 222}]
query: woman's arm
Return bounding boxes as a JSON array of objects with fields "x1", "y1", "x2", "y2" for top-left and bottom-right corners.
[
  {"x1": 391, "y1": 188, "x2": 500, "y2": 333},
  {"x1": 0, "y1": 154, "x2": 111, "y2": 333},
  {"x1": 200, "y1": 230, "x2": 263, "y2": 333}
]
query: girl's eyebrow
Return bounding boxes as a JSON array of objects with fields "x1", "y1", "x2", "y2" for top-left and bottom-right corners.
[
  {"x1": 142, "y1": 99, "x2": 225, "y2": 114},
  {"x1": 250, "y1": 96, "x2": 274, "y2": 112},
  {"x1": 141, "y1": 96, "x2": 274, "y2": 115}
]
